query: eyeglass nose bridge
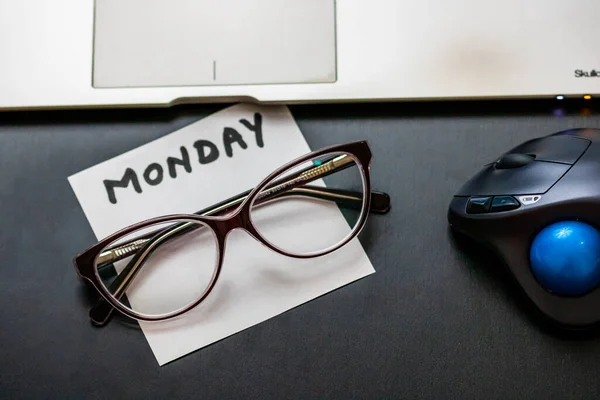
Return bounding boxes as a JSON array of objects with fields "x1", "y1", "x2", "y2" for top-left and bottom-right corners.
[{"x1": 211, "y1": 206, "x2": 253, "y2": 239}]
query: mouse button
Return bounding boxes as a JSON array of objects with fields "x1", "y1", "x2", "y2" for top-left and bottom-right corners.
[
  {"x1": 509, "y1": 136, "x2": 590, "y2": 164},
  {"x1": 455, "y1": 162, "x2": 571, "y2": 196},
  {"x1": 466, "y1": 196, "x2": 493, "y2": 214},
  {"x1": 490, "y1": 196, "x2": 520, "y2": 212}
]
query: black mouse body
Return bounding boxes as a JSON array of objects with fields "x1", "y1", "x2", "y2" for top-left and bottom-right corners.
[{"x1": 448, "y1": 128, "x2": 600, "y2": 329}]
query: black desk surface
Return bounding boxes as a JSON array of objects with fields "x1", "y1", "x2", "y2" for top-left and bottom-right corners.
[{"x1": 2, "y1": 101, "x2": 600, "y2": 399}]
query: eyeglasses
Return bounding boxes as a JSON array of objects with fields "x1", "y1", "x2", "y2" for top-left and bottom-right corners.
[{"x1": 73, "y1": 140, "x2": 390, "y2": 326}]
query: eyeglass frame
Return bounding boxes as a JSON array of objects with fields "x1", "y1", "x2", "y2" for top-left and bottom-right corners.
[{"x1": 73, "y1": 140, "x2": 390, "y2": 326}]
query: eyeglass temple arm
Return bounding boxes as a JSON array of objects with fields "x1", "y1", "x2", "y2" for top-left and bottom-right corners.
[{"x1": 89, "y1": 155, "x2": 391, "y2": 326}]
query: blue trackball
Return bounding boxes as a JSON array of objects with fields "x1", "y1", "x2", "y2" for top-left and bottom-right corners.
[{"x1": 530, "y1": 221, "x2": 600, "y2": 296}]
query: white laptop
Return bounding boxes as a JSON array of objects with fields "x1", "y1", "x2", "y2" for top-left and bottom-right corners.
[{"x1": 0, "y1": 0, "x2": 598, "y2": 111}]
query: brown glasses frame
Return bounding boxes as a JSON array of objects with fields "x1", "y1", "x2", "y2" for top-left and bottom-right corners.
[{"x1": 73, "y1": 140, "x2": 390, "y2": 326}]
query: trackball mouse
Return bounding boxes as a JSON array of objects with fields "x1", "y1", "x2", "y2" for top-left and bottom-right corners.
[{"x1": 448, "y1": 128, "x2": 600, "y2": 329}]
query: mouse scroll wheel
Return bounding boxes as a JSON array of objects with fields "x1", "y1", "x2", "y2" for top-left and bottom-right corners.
[{"x1": 495, "y1": 153, "x2": 536, "y2": 169}]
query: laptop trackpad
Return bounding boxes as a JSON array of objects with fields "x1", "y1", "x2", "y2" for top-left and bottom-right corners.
[{"x1": 93, "y1": 0, "x2": 336, "y2": 88}]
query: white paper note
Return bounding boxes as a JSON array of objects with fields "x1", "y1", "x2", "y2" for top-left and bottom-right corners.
[{"x1": 68, "y1": 103, "x2": 374, "y2": 365}]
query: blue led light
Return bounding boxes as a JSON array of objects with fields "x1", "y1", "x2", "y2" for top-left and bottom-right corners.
[{"x1": 556, "y1": 95, "x2": 565, "y2": 100}]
